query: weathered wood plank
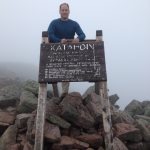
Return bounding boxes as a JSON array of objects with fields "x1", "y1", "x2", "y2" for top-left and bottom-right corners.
[
  {"x1": 95, "y1": 30, "x2": 113, "y2": 150},
  {"x1": 34, "y1": 83, "x2": 47, "y2": 150},
  {"x1": 99, "y1": 81, "x2": 113, "y2": 150}
]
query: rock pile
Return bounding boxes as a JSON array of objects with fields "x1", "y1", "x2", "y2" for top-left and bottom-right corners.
[{"x1": 0, "y1": 78, "x2": 150, "y2": 150}]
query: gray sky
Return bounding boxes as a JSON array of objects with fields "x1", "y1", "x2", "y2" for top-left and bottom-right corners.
[{"x1": 0, "y1": 0, "x2": 150, "y2": 109}]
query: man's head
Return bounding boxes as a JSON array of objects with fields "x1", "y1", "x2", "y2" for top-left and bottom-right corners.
[{"x1": 59, "y1": 3, "x2": 70, "y2": 20}]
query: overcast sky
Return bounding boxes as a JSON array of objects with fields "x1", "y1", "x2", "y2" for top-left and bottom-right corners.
[{"x1": 0, "y1": 0, "x2": 150, "y2": 109}]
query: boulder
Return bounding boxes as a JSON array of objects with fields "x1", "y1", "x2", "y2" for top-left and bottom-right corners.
[
  {"x1": 52, "y1": 136, "x2": 89, "y2": 150},
  {"x1": 60, "y1": 92, "x2": 95, "y2": 129},
  {"x1": 124, "y1": 100, "x2": 144, "y2": 117},
  {"x1": 112, "y1": 110, "x2": 134, "y2": 124},
  {"x1": 113, "y1": 137, "x2": 128, "y2": 150},
  {"x1": 114, "y1": 123, "x2": 142, "y2": 142},
  {"x1": 83, "y1": 93, "x2": 103, "y2": 124},
  {"x1": 109, "y1": 94, "x2": 119, "y2": 105},
  {"x1": 0, "y1": 85, "x2": 21, "y2": 108},
  {"x1": 17, "y1": 90, "x2": 38, "y2": 113},
  {"x1": 16, "y1": 113, "x2": 34, "y2": 129},
  {"x1": 144, "y1": 106, "x2": 150, "y2": 117},
  {"x1": 135, "y1": 119, "x2": 150, "y2": 142},
  {"x1": 46, "y1": 114, "x2": 71, "y2": 129},
  {"x1": 82, "y1": 86, "x2": 95, "y2": 99},
  {"x1": 23, "y1": 80, "x2": 39, "y2": 96},
  {"x1": 76, "y1": 133, "x2": 103, "y2": 148},
  {"x1": 0, "y1": 125, "x2": 17, "y2": 150}
]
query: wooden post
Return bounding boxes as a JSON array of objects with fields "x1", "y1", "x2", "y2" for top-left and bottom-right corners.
[
  {"x1": 95, "y1": 30, "x2": 113, "y2": 150},
  {"x1": 42, "y1": 31, "x2": 59, "y2": 97},
  {"x1": 34, "y1": 32, "x2": 48, "y2": 150},
  {"x1": 52, "y1": 83, "x2": 59, "y2": 97}
]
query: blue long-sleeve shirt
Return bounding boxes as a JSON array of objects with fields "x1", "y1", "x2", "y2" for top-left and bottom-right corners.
[{"x1": 48, "y1": 18, "x2": 86, "y2": 43}]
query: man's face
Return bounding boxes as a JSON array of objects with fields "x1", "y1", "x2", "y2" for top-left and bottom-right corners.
[{"x1": 59, "y1": 4, "x2": 70, "y2": 20}]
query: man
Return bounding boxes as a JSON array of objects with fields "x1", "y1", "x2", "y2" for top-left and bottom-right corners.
[{"x1": 48, "y1": 3, "x2": 86, "y2": 98}]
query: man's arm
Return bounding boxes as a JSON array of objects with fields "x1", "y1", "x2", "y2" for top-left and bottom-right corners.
[
  {"x1": 75, "y1": 22, "x2": 86, "y2": 42},
  {"x1": 47, "y1": 21, "x2": 61, "y2": 43}
]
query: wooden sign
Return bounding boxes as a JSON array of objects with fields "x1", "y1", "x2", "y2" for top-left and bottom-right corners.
[{"x1": 38, "y1": 41, "x2": 107, "y2": 83}]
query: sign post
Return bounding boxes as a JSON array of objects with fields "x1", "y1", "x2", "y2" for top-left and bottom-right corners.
[
  {"x1": 34, "y1": 30, "x2": 113, "y2": 150},
  {"x1": 95, "y1": 30, "x2": 113, "y2": 150}
]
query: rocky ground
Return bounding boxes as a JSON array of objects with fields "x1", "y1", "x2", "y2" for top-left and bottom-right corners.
[{"x1": 0, "y1": 77, "x2": 150, "y2": 150}]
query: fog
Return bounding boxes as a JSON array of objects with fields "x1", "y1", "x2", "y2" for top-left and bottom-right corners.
[{"x1": 0, "y1": 0, "x2": 150, "y2": 109}]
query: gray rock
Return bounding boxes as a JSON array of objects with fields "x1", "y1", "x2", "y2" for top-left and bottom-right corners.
[
  {"x1": 114, "y1": 123, "x2": 142, "y2": 142},
  {"x1": 134, "y1": 115, "x2": 150, "y2": 124},
  {"x1": 44, "y1": 121, "x2": 61, "y2": 143},
  {"x1": 144, "y1": 106, "x2": 150, "y2": 117},
  {"x1": 0, "y1": 125, "x2": 17, "y2": 150},
  {"x1": 113, "y1": 137, "x2": 128, "y2": 150},
  {"x1": 142, "y1": 100, "x2": 150, "y2": 108},
  {"x1": 124, "y1": 100, "x2": 144, "y2": 117},
  {"x1": 112, "y1": 110, "x2": 134, "y2": 124},
  {"x1": 46, "y1": 114, "x2": 71, "y2": 129},
  {"x1": 52, "y1": 136, "x2": 89, "y2": 149},
  {"x1": 17, "y1": 90, "x2": 38, "y2": 113},
  {"x1": 109, "y1": 94, "x2": 119, "y2": 105},
  {"x1": 135, "y1": 119, "x2": 150, "y2": 142},
  {"x1": 82, "y1": 86, "x2": 94, "y2": 99},
  {"x1": 127, "y1": 142, "x2": 144, "y2": 150},
  {"x1": 0, "y1": 85, "x2": 21, "y2": 108},
  {"x1": 83, "y1": 92, "x2": 103, "y2": 124},
  {"x1": 16, "y1": 113, "x2": 34, "y2": 129},
  {"x1": 23, "y1": 80, "x2": 39, "y2": 96},
  {"x1": 60, "y1": 92, "x2": 95, "y2": 129}
]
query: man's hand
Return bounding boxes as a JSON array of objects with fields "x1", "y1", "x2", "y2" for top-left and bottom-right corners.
[
  {"x1": 72, "y1": 38, "x2": 79, "y2": 43},
  {"x1": 61, "y1": 39, "x2": 67, "y2": 43}
]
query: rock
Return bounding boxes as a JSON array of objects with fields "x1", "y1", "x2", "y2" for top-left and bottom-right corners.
[
  {"x1": 52, "y1": 136, "x2": 89, "y2": 150},
  {"x1": 23, "y1": 80, "x2": 39, "y2": 96},
  {"x1": 16, "y1": 113, "x2": 34, "y2": 129},
  {"x1": 0, "y1": 85, "x2": 21, "y2": 108},
  {"x1": 0, "y1": 122, "x2": 9, "y2": 136},
  {"x1": 144, "y1": 106, "x2": 150, "y2": 117},
  {"x1": 23, "y1": 142, "x2": 33, "y2": 150},
  {"x1": 114, "y1": 123, "x2": 142, "y2": 142},
  {"x1": 143, "y1": 142, "x2": 150, "y2": 150},
  {"x1": 113, "y1": 137, "x2": 128, "y2": 150},
  {"x1": 124, "y1": 100, "x2": 144, "y2": 117},
  {"x1": 98, "y1": 147, "x2": 104, "y2": 150},
  {"x1": 134, "y1": 115, "x2": 150, "y2": 124},
  {"x1": 11, "y1": 144, "x2": 21, "y2": 150},
  {"x1": 0, "y1": 125, "x2": 17, "y2": 150},
  {"x1": 127, "y1": 142, "x2": 144, "y2": 150},
  {"x1": 83, "y1": 93, "x2": 103, "y2": 124},
  {"x1": 112, "y1": 110, "x2": 134, "y2": 124},
  {"x1": 60, "y1": 92, "x2": 95, "y2": 129},
  {"x1": 0, "y1": 111, "x2": 16, "y2": 124},
  {"x1": 76, "y1": 133, "x2": 103, "y2": 148},
  {"x1": 69, "y1": 127, "x2": 81, "y2": 137},
  {"x1": 46, "y1": 98, "x2": 62, "y2": 116},
  {"x1": 26, "y1": 114, "x2": 35, "y2": 144},
  {"x1": 32, "y1": 121, "x2": 61, "y2": 143},
  {"x1": 44, "y1": 121, "x2": 61, "y2": 143},
  {"x1": 141, "y1": 100, "x2": 150, "y2": 108},
  {"x1": 46, "y1": 114, "x2": 71, "y2": 129},
  {"x1": 86, "y1": 148, "x2": 94, "y2": 150},
  {"x1": 109, "y1": 94, "x2": 119, "y2": 105},
  {"x1": 82, "y1": 86, "x2": 95, "y2": 99},
  {"x1": 17, "y1": 90, "x2": 38, "y2": 113},
  {"x1": 135, "y1": 119, "x2": 150, "y2": 142}
]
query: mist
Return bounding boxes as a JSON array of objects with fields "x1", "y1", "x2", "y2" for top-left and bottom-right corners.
[{"x1": 0, "y1": 0, "x2": 150, "y2": 109}]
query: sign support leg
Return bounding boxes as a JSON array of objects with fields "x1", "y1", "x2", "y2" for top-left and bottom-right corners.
[{"x1": 34, "y1": 83, "x2": 47, "y2": 150}]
